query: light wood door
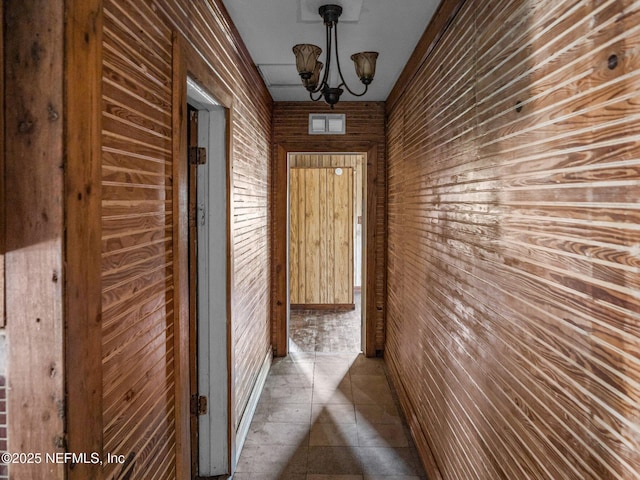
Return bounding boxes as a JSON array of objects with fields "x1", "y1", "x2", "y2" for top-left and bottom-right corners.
[{"x1": 290, "y1": 167, "x2": 353, "y2": 307}]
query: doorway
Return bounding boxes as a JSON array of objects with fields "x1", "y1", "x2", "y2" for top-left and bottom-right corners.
[
  {"x1": 186, "y1": 79, "x2": 229, "y2": 478},
  {"x1": 287, "y1": 153, "x2": 365, "y2": 353}
]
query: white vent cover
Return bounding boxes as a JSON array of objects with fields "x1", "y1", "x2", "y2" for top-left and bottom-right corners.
[{"x1": 309, "y1": 113, "x2": 346, "y2": 135}]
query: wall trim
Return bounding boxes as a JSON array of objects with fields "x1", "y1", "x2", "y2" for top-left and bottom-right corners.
[
  {"x1": 234, "y1": 349, "x2": 272, "y2": 467},
  {"x1": 64, "y1": 0, "x2": 104, "y2": 478}
]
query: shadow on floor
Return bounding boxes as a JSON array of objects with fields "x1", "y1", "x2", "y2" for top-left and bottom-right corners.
[{"x1": 234, "y1": 352, "x2": 428, "y2": 479}]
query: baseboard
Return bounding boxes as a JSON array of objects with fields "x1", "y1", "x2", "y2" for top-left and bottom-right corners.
[
  {"x1": 384, "y1": 354, "x2": 444, "y2": 480},
  {"x1": 234, "y1": 348, "x2": 271, "y2": 466}
]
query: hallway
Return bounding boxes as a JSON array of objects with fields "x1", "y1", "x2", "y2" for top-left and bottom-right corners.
[{"x1": 235, "y1": 307, "x2": 427, "y2": 479}]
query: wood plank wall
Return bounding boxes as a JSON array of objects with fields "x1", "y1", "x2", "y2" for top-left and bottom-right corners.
[
  {"x1": 100, "y1": 0, "x2": 271, "y2": 478},
  {"x1": 290, "y1": 167, "x2": 354, "y2": 306},
  {"x1": 290, "y1": 154, "x2": 365, "y2": 288},
  {"x1": 272, "y1": 102, "x2": 386, "y2": 351},
  {"x1": 385, "y1": 0, "x2": 640, "y2": 479}
]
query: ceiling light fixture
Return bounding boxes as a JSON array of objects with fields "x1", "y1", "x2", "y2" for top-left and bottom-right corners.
[{"x1": 292, "y1": 4, "x2": 378, "y2": 108}]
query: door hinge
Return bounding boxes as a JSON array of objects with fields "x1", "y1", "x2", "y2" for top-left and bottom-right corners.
[
  {"x1": 191, "y1": 394, "x2": 208, "y2": 416},
  {"x1": 189, "y1": 146, "x2": 207, "y2": 165}
]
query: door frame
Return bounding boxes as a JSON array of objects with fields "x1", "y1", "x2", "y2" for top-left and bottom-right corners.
[
  {"x1": 172, "y1": 33, "x2": 235, "y2": 479},
  {"x1": 187, "y1": 89, "x2": 229, "y2": 476},
  {"x1": 273, "y1": 142, "x2": 378, "y2": 357}
]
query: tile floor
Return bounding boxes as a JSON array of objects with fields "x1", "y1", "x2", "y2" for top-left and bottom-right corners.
[{"x1": 235, "y1": 350, "x2": 428, "y2": 478}]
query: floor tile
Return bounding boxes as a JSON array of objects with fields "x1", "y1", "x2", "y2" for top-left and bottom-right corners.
[
  {"x1": 363, "y1": 476, "x2": 421, "y2": 480},
  {"x1": 235, "y1": 444, "x2": 308, "y2": 475},
  {"x1": 355, "y1": 403, "x2": 402, "y2": 425},
  {"x1": 309, "y1": 422, "x2": 359, "y2": 446},
  {"x1": 357, "y1": 447, "x2": 418, "y2": 476},
  {"x1": 307, "y1": 446, "x2": 362, "y2": 475},
  {"x1": 356, "y1": 423, "x2": 409, "y2": 448},
  {"x1": 350, "y1": 356, "x2": 386, "y2": 376},
  {"x1": 233, "y1": 306, "x2": 427, "y2": 480},
  {"x1": 308, "y1": 475, "x2": 364, "y2": 480},
  {"x1": 270, "y1": 359, "x2": 316, "y2": 376},
  {"x1": 313, "y1": 386, "x2": 354, "y2": 404},
  {"x1": 245, "y1": 421, "x2": 310, "y2": 446},
  {"x1": 265, "y1": 372, "x2": 315, "y2": 389},
  {"x1": 351, "y1": 376, "x2": 395, "y2": 405},
  {"x1": 262, "y1": 385, "x2": 314, "y2": 404},
  {"x1": 312, "y1": 403, "x2": 357, "y2": 424},
  {"x1": 233, "y1": 473, "x2": 306, "y2": 480},
  {"x1": 254, "y1": 402, "x2": 312, "y2": 424}
]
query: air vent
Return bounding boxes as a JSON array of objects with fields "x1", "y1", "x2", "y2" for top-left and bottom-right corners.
[{"x1": 309, "y1": 113, "x2": 346, "y2": 135}]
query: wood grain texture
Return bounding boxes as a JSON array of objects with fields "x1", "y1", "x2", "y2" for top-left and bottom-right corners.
[
  {"x1": 0, "y1": 0, "x2": 4, "y2": 328},
  {"x1": 272, "y1": 102, "x2": 386, "y2": 355},
  {"x1": 4, "y1": 1, "x2": 65, "y2": 478},
  {"x1": 289, "y1": 167, "x2": 353, "y2": 306},
  {"x1": 171, "y1": 32, "x2": 190, "y2": 480},
  {"x1": 100, "y1": 0, "x2": 272, "y2": 478},
  {"x1": 101, "y1": 2, "x2": 176, "y2": 477},
  {"x1": 291, "y1": 154, "x2": 365, "y2": 288},
  {"x1": 385, "y1": 0, "x2": 640, "y2": 479},
  {"x1": 64, "y1": 0, "x2": 104, "y2": 478}
]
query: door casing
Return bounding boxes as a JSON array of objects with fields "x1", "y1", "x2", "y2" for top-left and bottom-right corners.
[{"x1": 273, "y1": 142, "x2": 379, "y2": 357}]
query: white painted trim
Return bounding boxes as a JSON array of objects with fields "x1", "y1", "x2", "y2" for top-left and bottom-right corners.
[{"x1": 235, "y1": 349, "x2": 272, "y2": 465}]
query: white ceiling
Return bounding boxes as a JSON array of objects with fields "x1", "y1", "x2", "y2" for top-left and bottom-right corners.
[{"x1": 221, "y1": 0, "x2": 442, "y2": 102}]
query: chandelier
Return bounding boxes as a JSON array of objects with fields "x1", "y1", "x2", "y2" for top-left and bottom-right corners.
[{"x1": 292, "y1": 4, "x2": 378, "y2": 108}]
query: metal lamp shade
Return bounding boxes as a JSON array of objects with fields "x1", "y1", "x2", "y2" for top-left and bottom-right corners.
[{"x1": 351, "y1": 51, "x2": 378, "y2": 84}]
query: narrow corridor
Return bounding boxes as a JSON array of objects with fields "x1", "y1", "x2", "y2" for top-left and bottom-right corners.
[{"x1": 235, "y1": 306, "x2": 427, "y2": 479}]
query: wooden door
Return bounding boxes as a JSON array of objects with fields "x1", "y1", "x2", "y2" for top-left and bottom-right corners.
[{"x1": 290, "y1": 167, "x2": 353, "y2": 308}]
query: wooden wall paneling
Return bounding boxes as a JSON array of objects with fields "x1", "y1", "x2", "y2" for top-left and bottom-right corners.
[
  {"x1": 101, "y1": 0, "x2": 176, "y2": 477},
  {"x1": 385, "y1": 0, "x2": 640, "y2": 479},
  {"x1": 272, "y1": 102, "x2": 385, "y2": 355},
  {"x1": 290, "y1": 168, "x2": 301, "y2": 303},
  {"x1": 289, "y1": 167, "x2": 353, "y2": 306},
  {"x1": 324, "y1": 169, "x2": 333, "y2": 303},
  {"x1": 290, "y1": 154, "x2": 364, "y2": 288},
  {"x1": 335, "y1": 167, "x2": 354, "y2": 303},
  {"x1": 305, "y1": 168, "x2": 320, "y2": 303},
  {"x1": 4, "y1": 1, "x2": 65, "y2": 478},
  {"x1": 64, "y1": 0, "x2": 103, "y2": 478},
  {"x1": 364, "y1": 143, "x2": 378, "y2": 357},
  {"x1": 154, "y1": 0, "x2": 272, "y2": 466}
]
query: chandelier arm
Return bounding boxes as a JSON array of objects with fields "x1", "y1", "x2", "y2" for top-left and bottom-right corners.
[
  {"x1": 338, "y1": 82, "x2": 369, "y2": 97},
  {"x1": 332, "y1": 23, "x2": 368, "y2": 96},
  {"x1": 320, "y1": 22, "x2": 332, "y2": 90},
  {"x1": 306, "y1": 23, "x2": 332, "y2": 94},
  {"x1": 309, "y1": 90, "x2": 323, "y2": 101}
]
